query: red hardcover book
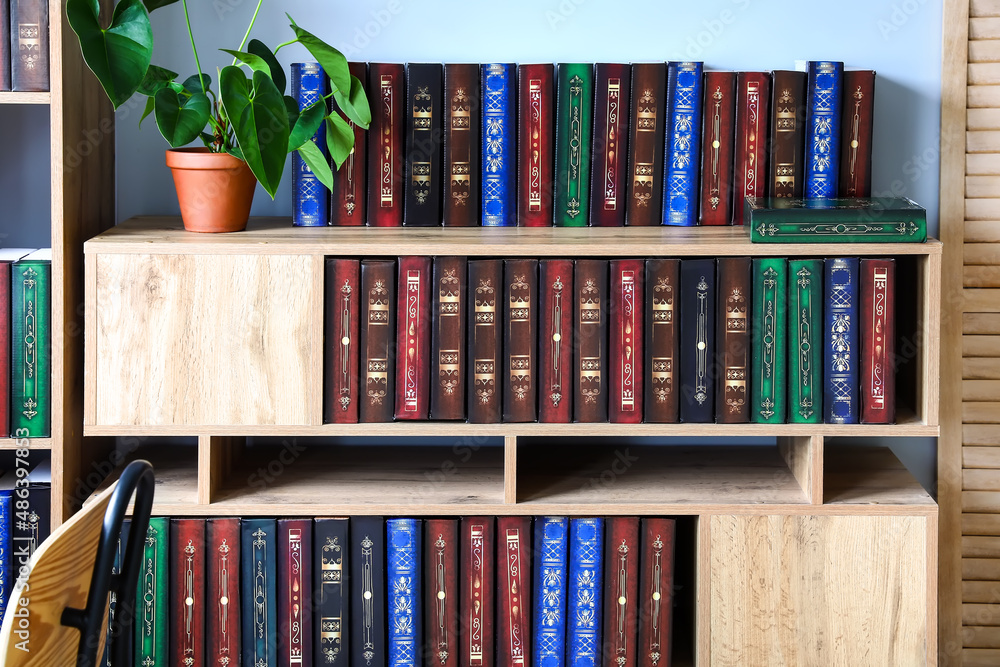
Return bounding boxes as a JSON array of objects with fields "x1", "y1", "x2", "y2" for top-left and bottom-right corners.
[
  {"x1": 518, "y1": 64, "x2": 555, "y2": 227},
  {"x1": 731, "y1": 72, "x2": 771, "y2": 225},
  {"x1": 395, "y1": 256, "x2": 432, "y2": 420},
  {"x1": 431, "y1": 257, "x2": 468, "y2": 420},
  {"x1": 360, "y1": 259, "x2": 397, "y2": 422},
  {"x1": 861, "y1": 258, "x2": 896, "y2": 424},
  {"x1": 644, "y1": 259, "x2": 679, "y2": 423},
  {"x1": 699, "y1": 71, "x2": 737, "y2": 226},
  {"x1": 469, "y1": 260, "x2": 503, "y2": 424},
  {"x1": 206, "y1": 519, "x2": 240, "y2": 667},
  {"x1": 278, "y1": 519, "x2": 313, "y2": 667},
  {"x1": 460, "y1": 516, "x2": 495, "y2": 667},
  {"x1": 444, "y1": 64, "x2": 481, "y2": 227},
  {"x1": 324, "y1": 259, "x2": 360, "y2": 423},
  {"x1": 496, "y1": 517, "x2": 531, "y2": 667},
  {"x1": 0, "y1": 262, "x2": 10, "y2": 435},
  {"x1": 367, "y1": 63, "x2": 405, "y2": 227},
  {"x1": 426, "y1": 519, "x2": 459, "y2": 667},
  {"x1": 603, "y1": 517, "x2": 640, "y2": 667},
  {"x1": 171, "y1": 519, "x2": 206, "y2": 667},
  {"x1": 637, "y1": 518, "x2": 676, "y2": 667},
  {"x1": 626, "y1": 63, "x2": 667, "y2": 227},
  {"x1": 331, "y1": 61, "x2": 369, "y2": 226},
  {"x1": 575, "y1": 260, "x2": 608, "y2": 423},
  {"x1": 504, "y1": 259, "x2": 538, "y2": 423},
  {"x1": 716, "y1": 257, "x2": 751, "y2": 423},
  {"x1": 839, "y1": 70, "x2": 876, "y2": 198},
  {"x1": 590, "y1": 63, "x2": 631, "y2": 227},
  {"x1": 539, "y1": 260, "x2": 574, "y2": 423},
  {"x1": 610, "y1": 260, "x2": 644, "y2": 424}
]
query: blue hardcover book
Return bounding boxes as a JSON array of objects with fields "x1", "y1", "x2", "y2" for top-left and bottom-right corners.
[
  {"x1": 662, "y1": 61, "x2": 704, "y2": 226},
  {"x1": 388, "y1": 518, "x2": 422, "y2": 667},
  {"x1": 292, "y1": 62, "x2": 330, "y2": 227},
  {"x1": 242, "y1": 519, "x2": 278, "y2": 667},
  {"x1": 804, "y1": 61, "x2": 844, "y2": 198},
  {"x1": 825, "y1": 257, "x2": 859, "y2": 423},
  {"x1": 482, "y1": 63, "x2": 517, "y2": 226},
  {"x1": 0, "y1": 491, "x2": 11, "y2": 619},
  {"x1": 567, "y1": 517, "x2": 603, "y2": 667},
  {"x1": 534, "y1": 517, "x2": 569, "y2": 667}
]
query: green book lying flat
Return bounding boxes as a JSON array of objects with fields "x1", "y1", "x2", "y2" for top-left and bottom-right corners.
[{"x1": 746, "y1": 196, "x2": 927, "y2": 243}]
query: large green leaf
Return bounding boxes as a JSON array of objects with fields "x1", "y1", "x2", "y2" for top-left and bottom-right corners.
[
  {"x1": 247, "y1": 39, "x2": 286, "y2": 95},
  {"x1": 288, "y1": 100, "x2": 326, "y2": 152},
  {"x1": 332, "y1": 74, "x2": 371, "y2": 129},
  {"x1": 219, "y1": 65, "x2": 251, "y2": 127},
  {"x1": 326, "y1": 113, "x2": 355, "y2": 170},
  {"x1": 286, "y1": 16, "x2": 349, "y2": 93},
  {"x1": 139, "y1": 95, "x2": 155, "y2": 126},
  {"x1": 220, "y1": 49, "x2": 271, "y2": 77},
  {"x1": 66, "y1": 0, "x2": 153, "y2": 108},
  {"x1": 137, "y1": 65, "x2": 178, "y2": 96},
  {"x1": 154, "y1": 87, "x2": 211, "y2": 147},
  {"x1": 224, "y1": 69, "x2": 290, "y2": 199},
  {"x1": 181, "y1": 73, "x2": 211, "y2": 94},
  {"x1": 296, "y1": 140, "x2": 334, "y2": 191},
  {"x1": 143, "y1": 0, "x2": 180, "y2": 11}
]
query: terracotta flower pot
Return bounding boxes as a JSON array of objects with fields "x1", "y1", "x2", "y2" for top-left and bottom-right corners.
[{"x1": 165, "y1": 148, "x2": 257, "y2": 233}]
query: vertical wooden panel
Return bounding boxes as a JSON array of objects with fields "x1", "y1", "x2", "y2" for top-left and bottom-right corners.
[
  {"x1": 198, "y1": 435, "x2": 245, "y2": 504},
  {"x1": 504, "y1": 435, "x2": 517, "y2": 504},
  {"x1": 697, "y1": 515, "x2": 712, "y2": 667},
  {"x1": 776, "y1": 435, "x2": 821, "y2": 504}
]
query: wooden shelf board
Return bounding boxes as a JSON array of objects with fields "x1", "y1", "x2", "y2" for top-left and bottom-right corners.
[
  {"x1": 0, "y1": 438, "x2": 51, "y2": 450},
  {"x1": 825, "y1": 445, "x2": 936, "y2": 506},
  {"x1": 86, "y1": 217, "x2": 943, "y2": 257},
  {"x1": 0, "y1": 91, "x2": 51, "y2": 105}
]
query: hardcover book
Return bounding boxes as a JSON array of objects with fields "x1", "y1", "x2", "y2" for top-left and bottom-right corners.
[
  {"x1": 590, "y1": 63, "x2": 631, "y2": 227},
  {"x1": 717, "y1": 257, "x2": 751, "y2": 423},
  {"x1": 207, "y1": 518, "x2": 241, "y2": 667},
  {"x1": 10, "y1": 0, "x2": 47, "y2": 92},
  {"x1": 482, "y1": 63, "x2": 517, "y2": 227},
  {"x1": 804, "y1": 61, "x2": 844, "y2": 198},
  {"x1": 444, "y1": 64, "x2": 481, "y2": 227},
  {"x1": 360, "y1": 259, "x2": 396, "y2": 422},
  {"x1": 533, "y1": 517, "x2": 568, "y2": 667},
  {"x1": 368, "y1": 63, "x2": 406, "y2": 227},
  {"x1": 431, "y1": 256, "x2": 468, "y2": 420},
  {"x1": 496, "y1": 517, "x2": 531, "y2": 667},
  {"x1": 11, "y1": 250, "x2": 49, "y2": 437},
  {"x1": 425, "y1": 518, "x2": 459, "y2": 667},
  {"x1": 0, "y1": 0, "x2": 9, "y2": 91},
  {"x1": 171, "y1": 519, "x2": 205, "y2": 667},
  {"x1": 539, "y1": 260, "x2": 574, "y2": 423},
  {"x1": 861, "y1": 258, "x2": 895, "y2": 424},
  {"x1": 637, "y1": 518, "x2": 675, "y2": 667},
  {"x1": 314, "y1": 518, "x2": 349, "y2": 667},
  {"x1": 768, "y1": 70, "x2": 807, "y2": 200},
  {"x1": 242, "y1": 519, "x2": 278, "y2": 667},
  {"x1": 575, "y1": 260, "x2": 608, "y2": 423},
  {"x1": 679, "y1": 259, "x2": 716, "y2": 422},
  {"x1": 662, "y1": 61, "x2": 703, "y2": 226},
  {"x1": 460, "y1": 517, "x2": 495, "y2": 667},
  {"x1": 292, "y1": 62, "x2": 330, "y2": 227},
  {"x1": 103, "y1": 519, "x2": 130, "y2": 667},
  {"x1": 518, "y1": 64, "x2": 555, "y2": 227},
  {"x1": 751, "y1": 258, "x2": 788, "y2": 424},
  {"x1": 567, "y1": 518, "x2": 603, "y2": 667},
  {"x1": 0, "y1": 250, "x2": 35, "y2": 438},
  {"x1": 504, "y1": 259, "x2": 538, "y2": 422},
  {"x1": 602, "y1": 517, "x2": 639, "y2": 667},
  {"x1": 554, "y1": 63, "x2": 594, "y2": 227},
  {"x1": 324, "y1": 259, "x2": 361, "y2": 423},
  {"x1": 747, "y1": 196, "x2": 927, "y2": 243},
  {"x1": 839, "y1": 70, "x2": 876, "y2": 198},
  {"x1": 788, "y1": 259, "x2": 824, "y2": 424},
  {"x1": 469, "y1": 260, "x2": 503, "y2": 423},
  {"x1": 331, "y1": 61, "x2": 369, "y2": 226},
  {"x1": 732, "y1": 72, "x2": 771, "y2": 225},
  {"x1": 351, "y1": 516, "x2": 386, "y2": 667},
  {"x1": 135, "y1": 517, "x2": 169, "y2": 667},
  {"x1": 404, "y1": 63, "x2": 444, "y2": 226},
  {"x1": 825, "y1": 258, "x2": 859, "y2": 424},
  {"x1": 610, "y1": 260, "x2": 644, "y2": 423},
  {"x1": 698, "y1": 70, "x2": 737, "y2": 226},
  {"x1": 388, "y1": 518, "x2": 422, "y2": 667},
  {"x1": 627, "y1": 62, "x2": 667, "y2": 227},
  {"x1": 279, "y1": 519, "x2": 313, "y2": 667},
  {"x1": 645, "y1": 259, "x2": 679, "y2": 423},
  {"x1": 395, "y1": 256, "x2": 432, "y2": 420},
  {"x1": 0, "y1": 493, "x2": 9, "y2": 618}
]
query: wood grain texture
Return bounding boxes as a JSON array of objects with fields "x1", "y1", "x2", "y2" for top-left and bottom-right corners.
[
  {"x1": 777, "y1": 435, "x2": 821, "y2": 504},
  {"x1": 697, "y1": 516, "x2": 711, "y2": 666},
  {"x1": 968, "y1": 152, "x2": 1000, "y2": 173},
  {"x1": 920, "y1": 252, "x2": 943, "y2": 425},
  {"x1": 966, "y1": 558, "x2": 1000, "y2": 580},
  {"x1": 973, "y1": 0, "x2": 1000, "y2": 17},
  {"x1": 966, "y1": 198, "x2": 1000, "y2": 220},
  {"x1": 963, "y1": 380, "x2": 1000, "y2": 400},
  {"x1": 963, "y1": 580, "x2": 1000, "y2": 601},
  {"x1": 965, "y1": 266, "x2": 1000, "y2": 287},
  {"x1": 0, "y1": 92, "x2": 50, "y2": 104},
  {"x1": 964, "y1": 403, "x2": 1000, "y2": 422},
  {"x1": 198, "y1": 435, "x2": 245, "y2": 504},
  {"x1": 970, "y1": 85, "x2": 1000, "y2": 108},
  {"x1": 824, "y1": 445, "x2": 936, "y2": 507},
  {"x1": 965, "y1": 289, "x2": 1000, "y2": 312},
  {"x1": 966, "y1": 313, "x2": 1000, "y2": 333},
  {"x1": 965, "y1": 513, "x2": 1000, "y2": 535},
  {"x1": 966, "y1": 536, "x2": 1000, "y2": 557},
  {"x1": 966, "y1": 468, "x2": 1000, "y2": 490},
  {"x1": 968, "y1": 108, "x2": 1000, "y2": 129},
  {"x1": 966, "y1": 243, "x2": 1000, "y2": 264},
  {"x1": 968, "y1": 130, "x2": 1000, "y2": 150},
  {"x1": 964, "y1": 626, "x2": 1000, "y2": 646},
  {"x1": 964, "y1": 604, "x2": 1000, "y2": 625},
  {"x1": 504, "y1": 435, "x2": 516, "y2": 504},
  {"x1": 964, "y1": 357, "x2": 1000, "y2": 378},
  {"x1": 966, "y1": 445, "x2": 1000, "y2": 467},
  {"x1": 970, "y1": 64, "x2": 1000, "y2": 85},
  {"x1": 972, "y1": 39, "x2": 1000, "y2": 62},
  {"x1": 973, "y1": 17, "x2": 1000, "y2": 39},
  {"x1": 964, "y1": 647, "x2": 1000, "y2": 665}
]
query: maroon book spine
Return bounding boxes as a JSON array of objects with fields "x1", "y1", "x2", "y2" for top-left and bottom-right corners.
[
  {"x1": 699, "y1": 71, "x2": 737, "y2": 226},
  {"x1": 171, "y1": 519, "x2": 206, "y2": 667},
  {"x1": 331, "y1": 61, "x2": 369, "y2": 225},
  {"x1": 360, "y1": 259, "x2": 397, "y2": 422},
  {"x1": 444, "y1": 64, "x2": 481, "y2": 227},
  {"x1": 644, "y1": 259, "x2": 679, "y2": 423},
  {"x1": 278, "y1": 519, "x2": 313, "y2": 667},
  {"x1": 496, "y1": 517, "x2": 531, "y2": 667},
  {"x1": 324, "y1": 259, "x2": 360, "y2": 423},
  {"x1": 539, "y1": 260, "x2": 574, "y2": 423},
  {"x1": 426, "y1": 519, "x2": 460, "y2": 667},
  {"x1": 10, "y1": 0, "x2": 47, "y2": 92},
  {"x1": 839, "y1": 70, "x2": 876, "y2": 198},
  {"x1": 518, "y1": 64, "x2": 555, "y2": 227},
  {"x1": 637, "y1": 518, "x2": 676, "y2": 667},
  {"x1": 590, "y1": 63, "x2": 631, "y2": 227},
  {"x1": 603, "y1": 517, "x2": 640, "y2": 667},
  {"x1": 768, "y1": 70, "x2": 806, "y2": 200},
  {"x1": 431, "y1": 257, "x2": 468, "y2": 420},
  {"x1": 716, "y1": 257, "x2": 751, "y2": 423},
  {"x1": 395, "y1": 256, "x2": 432, "y2": 419},
  {"x1": 575, "y1": 260, "x2": 608, "y2": 423},
  {"x1": 206, "y1": 519, "x2": 240, "y2": 667},
  {"x1": 626, "y1": 63, "x2": 667, "y2": 227},
  {"x1": 504, "y1": 259, "x2": 538, "y2": 422},
  {"x1": 0, "y1": 0, "x2": 9, "y2": 91},
  {"x1": 469, "y1": 260, "x2": 503, "y2": 423},
  {"x1": 731, "y1": 72, "x2": 771, "y2": 225},
  {"x1": 0, "y1": 263, "x2": 9, "y2": 435},
  {"x1": 861, "y1": 258, "x2": 896, "y2": 424},
  {"x1": 610, "y1": 260, "x2": 644, "y2": 424},
  {"x1": 460, "y1": 516, "x2": 495, "y2": 667},
  {"x1": 367, "y1": 63, "x2": 405, "y2": 227}
]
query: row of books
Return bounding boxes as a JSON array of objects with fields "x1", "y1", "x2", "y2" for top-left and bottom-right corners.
[
  {"x1": 325, "y1": 255, "x2": 896, "y2": 426},
  {"x1": 0, "y1": 0, "x2": 48, "y2": 92},
  {"x1": 107, "y1": 515, "x2": 677, "y2": 667},
  {"x1": 0, "y1": 460, "x2": 51, "y2": 621},
  {"x1": 297, "y1": 60, "x2": 873, "y2": 228}
]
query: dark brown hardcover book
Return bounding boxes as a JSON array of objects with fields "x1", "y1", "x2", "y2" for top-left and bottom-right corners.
[
  {"x1": 360, "y1": 259, "x2": 396, "y2": 421},
  {"x1": 330, "y1": 61, "x2": 369, "y2": 226},
  {"x1": 444, "y1": 64, "x2": 481, "y2": 227},
  {"x1": 425, "y1": 519, "x2": 459, "y2": 667},
  {"x1": 367, "y1": 63, "x2": 405, "y2": 227},
  {"x1": 610, "y1": 260, "x2": 644, "y2": 424},
  {"x1": 698, "y1": 71, "x2": 737, "y2": 225},
  {"x1": 1, "y1": 0, "x2": 9, "y2": 91},
  {"x1": 395, "y1": 256, "x2": 432, "y2": 420},
  {"x1": 637, "y1": 518, "x2": 676, "y2": 667},
  {"x1": 469, "y1": 260, "x2": 502, "y2": 423},
  {"x1": 839, "y1": 70, "x2": 876, "y2": 198},
  {"x1": 716, "y1": 257, "x2": 751, "y2": 423},
  {"x1": 590, "y1": 63, "x2": 631, "y2": 227},
  {"x1": 431, "y1": 256, "x2": 468, "y2": 420},
  {"x1": 404, "y1": 63, "x2": 444, "y2": 226},
  {"x1": 767, "y1": 70, "x2": 807, "y2": 200},
  {"x1": 732, "y1": 72, "x2": 770, "y2": 225},
  {"x1": 10, "y1": 0, "x2": 47, "y2": 92},
  {"x1": 324, "y1": 259, "x2": 361, "y2": 423},
  {"x1": 644, "y1": 259, "x2": 679, "y2": 423},
  {"x1": 518, "y1": 64, "x2": 555, "y2": 227},
  {"x1": 626, "y1": 63, "x2": 667, "y2": 226},
  {"x1": 496, "y1": 517, "x2": 531, "y2": 667},
  {"x1": 574, "y1": 260, "x2": 608, "y2": 423},
  {"x1": 504, "y1": 259, "x2": 538, "y2": 422},
  {"x1": 602, "y1": 517, "x2": 639, "y2": 667},
  {"x1": 171, "y1": 519, "x2": 206, "y2": 667},
  {"x1": 459, "y1": 517, "x2": 495, "y2": 667},
  {"x1": 539, "y1": 259, "x2": 574, "y2": 423}
]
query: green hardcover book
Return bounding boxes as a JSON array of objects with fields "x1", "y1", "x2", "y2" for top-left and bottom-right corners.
[
  {"x1": 751, "y1": 258, "x2": 787, "y2": 423},
  {"x1": 11, "y1": 250, "x2": 50, "y2": 438},
  {"x1": 135, "y1": 517, "x2": 169, "y2": 666},
  {"x1": 788, "y1": 259, "x2": 823, "y2": 423},
  {"x1": 553, "y1": 63, "x2": 594, "y2": 226},
  {"x1": 747, "y1": 196, "x2": 927, "y2": 243}
]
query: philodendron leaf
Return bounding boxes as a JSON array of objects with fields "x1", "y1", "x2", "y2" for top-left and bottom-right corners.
[
  {"x1": 326, "y1": 113, "x2": 355, "y2": 170},
  {"x1": 154, "y1": 87, "x2": 211, "y2": 148},
  {"x1": 219, "y1": 65, "x2": 252, "y2": 126},
  {"x1": 181, "y1": 73, "x2": 212, "y2": 94},
  {"x1": 297, "y1": 140, "x2": 334, "y2": 191},
  {"x1": 332, "y1": 74, "x2": 371, "y2": 130},
  {"x1": 137, "y1": 65, "x2": 178, "y2": 96},
  {"x1": 220, "y1": 49, "x2": 271, "y2": 77},
  {"x1": 139, "y1": 96, "x2": 155, "y2": 127},
  {"x1": 143, "y1": 0, "x2": 180, "y2": 11},
  {"x1": 225, "y1": 69, "x2": 290, "y2": 199},
  {"x1": 66, "y1": 0, "x2": 153, "y2": 108},
  {"x1": 247, "y1": 39, "x2": 286, "y2": 95},
  {"x1": 286, "y1": 15, "x2": 350, "y2": 93},
  {"x1": 288, "y1": 100, "x2": 326, "y2": 152}
]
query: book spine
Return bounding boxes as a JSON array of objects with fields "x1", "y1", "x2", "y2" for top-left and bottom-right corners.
[
  {"x1": 504, "y1": 259, "x2": 539, "y2": 422},
  {"x1": 388, "y1": 518, "x2": 422, "y2": 667},
  {"x1": 698, "y1": 71, "x2": 737, "y2": 226},
  {"x1": 242, "y1": 519, "x2": 278, "y2": 667},
  {"x1": 405, "y1": 63, "x2": 444, "y2": 226},
  {"x1": 469, "y1": 260, "x2": 503, "y2": 423},
  {"x1": 482, "y1": 63, "x2": 517, "y2": 227},
  {"x1": 602, "y1": 517, "x2": 639, "y2": 667},
  {"x1": 351, "y1": 516, "x2": 386, "y2": 667},
  {"x1": 518, "y1": 64, "x2": 556, "y2": 227},
  {"x1": 717, "y1": 257, "x2": 751, "y2": 423},
  {"x1": 368, "y1": 63, "x2": 406, "y2": 227},
  {"x1": 444, "y1": 64, "x2": 482, "y2": 227},
  {"x1": 679, "y1": 259, "x2": 716, "y2": 422},
  {"x1": 279, "y1": 519, "x2": 313, "y2": 667},
  {"x1": 574, "y1": 260, "x2": 608, "y2": 423},
  {"x1": 460, "y1": 516, "x2": 495, "y2": 667},
  {"x1": 0, "y1": 0, "x2": 9, "y2": 91},
  {"x1": 788, "y1": 259, "x2": 824, "y2": 423},
  {"x1": 637, "y1": 519, "x2": 675, "y2": 667},
  {"x1": 767, "y1": 70, "x2": 807, "y2": 200},
  {"x1": 554, "y1": 63, "x2": 594, "y2": 227},
  {"x1": 804, "y1": 61, "x2": 844, "y2": 198},
  {"x1": 496, "y1": 517, "x2": 531, "y2": 667},
  {"x1": 539, "y1": 260, "x2": 574, "y2": 423},
  {"x1": 533, "y1": 517, "x2": 568, "y2": 667},
  {"x1": 662, "y1": 61, "x2": 703, "y2": 227},
  {"x1": 103, "y1": 519, "x2": 130, "y2": 667},
  {"x1": 11, "y1": 259, "x2": 49, "y2": 437},
  {"x1": 171, "y1": 519, "x2": 205, "y2": 667},
  {"x1": 360, "y1": 259, "x2": 396, "y2": 422},
  {"x1": 0, "y1": 493, "x2": 10, "y2": 618},
  {"x1": 292, "y1": 62, "x2": 330, "y2": 227},
  {"x1": 395, "y1": 256, "x2": 432, "y2": 420},
  {"x1": 206, "y1": 518, "x2": 241, "y2": 667},
  {"x1": 136, "y1": 517, "x2": 169, "y2": 667},
  {"x1": 330, "y1": 61, "x2": 368, "y2": 226},
  {"x1": 431, "y1": 256, "x2": 468, "y2": 420},
  {"x1": 425, "y1": 518, "x2": 459, "y2": 667},
  {"x1": 314, "y1": 518, "x2": 349, "y2": 667},
  {"x1": 10, "y1": 0, "x2": 47, "y2": 92},
  {"x1": 610, "y1": 260, "x2": 644, "y2": 423},
  {"x1": 861, "y1": 258, "x2": 896, "y2": 424},
  {"x1": 825, "y1": 257, "x2": 860, "y2": 424},
  {"x1": 839, "y1": 70, "x2": 876, "y2": 198},
  {"x1": 324, "y1": 259, "x2": 361, "y2": 423},
  {"x1": 732, "y1": 72, "x2": 770, "y2": 225},
  {"x1": 0, "y1": 263, "x2": 9, "y2": 436},
  {"x1": 627, "y1": 63, "x2": 667, "y2": 227},
  {"x1": 567, "y1": 518, "x2": 604, "y2": 667},
  {"x1": 751, "y1": 258, "x2": 788, "y2": 423},
  {"x1": 590, "y1": 63, "x2": 631, "y2": 227},
  {"x1": 645, "y1": 259, "x2": 679, "y2": 423}
]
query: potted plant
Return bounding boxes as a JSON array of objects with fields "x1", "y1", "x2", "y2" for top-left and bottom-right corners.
[{"x1": 66, "y1": 0, "x2": 370, "y2": 232}]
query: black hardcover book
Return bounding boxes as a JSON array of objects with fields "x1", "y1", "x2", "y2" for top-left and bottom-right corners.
[
  {"x1": 315, "y1": 518, "x2": 350, "y2": 667},
  {"x1": 350, "y1": 516, "x2": 386, "y2": 667},
  {"x1": 404, "y1": 63, "x2": 444, "y2": 226},
  {"x1": 679, "y1": 259, "x2": 716, "y2": 422}
]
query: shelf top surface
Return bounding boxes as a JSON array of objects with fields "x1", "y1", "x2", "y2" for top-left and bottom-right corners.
[
  {"x1": 86, "y1": 217, "x2": 943, "y2": 257},
  {"x1": 0, "y1": 91, "x2": 51, "y2": 105}
]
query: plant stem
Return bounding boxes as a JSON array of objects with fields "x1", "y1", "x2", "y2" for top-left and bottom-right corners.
[
  {"x1": 181, "y1": 0, "x2": 206, "y2": 94},
  {"x1": 235, "y1": 0, "x2": 264, "y2": 57},
  {"x1": 273, "y1": 39, "x2": 296, "y2": 54}
]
